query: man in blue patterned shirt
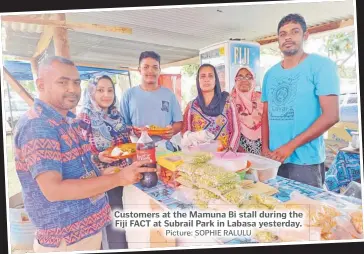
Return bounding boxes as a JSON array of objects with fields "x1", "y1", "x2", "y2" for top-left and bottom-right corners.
[{"x1": 14, "y1": 56, "x2": 156, "y2": 252}]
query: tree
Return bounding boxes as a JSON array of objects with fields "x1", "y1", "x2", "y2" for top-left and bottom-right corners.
[
  {"x1": 320, "y1": 32, "x2": 354, "y2": 60},
  {"x1": 181, "y1": 64, "x2": 199, "y2": 77},
  {"x1": 319, "y1": 31, "x2": 356, "y2": 79}
]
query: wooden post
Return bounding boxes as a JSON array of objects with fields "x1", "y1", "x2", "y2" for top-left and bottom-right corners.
[
  {"x1": 52, "y1": 13, "x2": 75, "y2": 113},
  {"x1": 30, "y1": 58, "x2": 39, "y2": 84},
  {"x1": 53, "y1": 13, "x2": 70, "y2": 59},
  {"x1": 3, "y1": 67, "x2": 34, "y2": 106}
]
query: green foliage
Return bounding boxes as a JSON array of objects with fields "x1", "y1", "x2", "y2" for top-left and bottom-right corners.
[
  {"x1": 181, "y1": 64, "x2": 199, "y2": 77},
  {"x1": 320, "y1": 32, "x2": 355, "y2": 59}
]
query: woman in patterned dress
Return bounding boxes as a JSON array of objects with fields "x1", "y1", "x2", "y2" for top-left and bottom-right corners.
[
  {"x1": 231, "y1": 66, "x2": 263, "y2": 155},
  {"x1": 78, "y1": 75, "x2": 130, "y2": 250},
  {"x1": 182, "y1": 64, "x2": 240, "y2": 151}
]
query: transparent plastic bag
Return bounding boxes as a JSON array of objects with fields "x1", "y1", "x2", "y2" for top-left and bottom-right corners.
[
  {"x1": 195, "y1": 172, "x2": 239, "y2": 188},
  {"x1": 196, "y1": 188, "x2": 220, "y2": 203},
  {"x1": 223, "y1": 188, "x2": 251, "y2": 206},
  {"x1": 193, "y1": 197, "x2": 209, "y2": 210},
  {"x1": 334, "y1": 215, "x2": 363, "y2": 239},
  {"x1": 283, "y1": 192, "x2": 342, "y2": 237},
  {"x1": 171, "y1": 186, "x2": 197, "y2": 204},
  {"x1": 215, "y1": 183, "x2": 238, "y2": 195},
  {"x1": 175, "y1": 176, "x2": 195, "y2": 189},
  {"x1": 193, "y1": 163, "x2": 224, "y2": 176},
  {"x1": 180, "y1": 151, "x2": 213, "y2": 164},
  {"x1": 349, "y1": 210, "x2": 363, "y2": 234},
  {"x1": 249, "y1": 193, "x2": 280, "y2": 209},
  {"x1": 177, "y1": 163, "x2": 198, "y2": 176},
  {"x1": 207, "y1": 198, "x2": 236, "y2": 211},
  {"x1": 253, "y1": 230, "x2": 280, "y2": 243}
]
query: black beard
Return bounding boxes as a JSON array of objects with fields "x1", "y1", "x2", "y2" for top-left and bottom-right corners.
[{"x1": 282, "y1": 48, "x2": 299, "y2": 56}]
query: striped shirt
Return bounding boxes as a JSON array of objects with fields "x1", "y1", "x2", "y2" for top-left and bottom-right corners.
[{"x1": 14, "y1": 99, "x2": 111, "y2": 247}]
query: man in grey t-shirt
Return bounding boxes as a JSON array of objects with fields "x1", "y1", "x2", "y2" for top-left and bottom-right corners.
[{"x1": 120, "y1": 51, "x2": 183, "y2": 142}]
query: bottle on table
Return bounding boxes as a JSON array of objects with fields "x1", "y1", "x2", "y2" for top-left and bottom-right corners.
[{"x1": 136, "y1": 130, "x2": 158, "y2": 188}]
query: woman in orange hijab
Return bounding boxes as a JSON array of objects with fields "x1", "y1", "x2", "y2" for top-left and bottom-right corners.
[{"x1": 231, "y1": 66, "x2": 263, "y2": 155}]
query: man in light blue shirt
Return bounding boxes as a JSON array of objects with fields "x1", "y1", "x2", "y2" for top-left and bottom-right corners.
[
  {"x1": 261, "y1": 14, "x2": 340, "y2": 188},
  {"x1": 120, "y1": 51, "x2": 183, "y2": 142}
]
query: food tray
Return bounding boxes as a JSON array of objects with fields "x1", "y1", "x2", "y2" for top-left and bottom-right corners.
[{"x1": 104, "y1": 143, "x2": 137, "y2": 159}]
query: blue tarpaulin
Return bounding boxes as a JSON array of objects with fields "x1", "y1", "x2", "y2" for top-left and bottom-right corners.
[{"x1": 3, "y1": 60, "x2": 129, "y2": 81}]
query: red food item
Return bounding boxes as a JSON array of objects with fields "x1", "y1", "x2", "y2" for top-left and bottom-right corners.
[{"x1": 159, "y1": 166, "x2": 179, "y2": 188}]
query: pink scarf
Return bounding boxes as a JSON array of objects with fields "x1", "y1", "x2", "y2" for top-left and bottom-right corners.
[{"x1": 231, "y1": 67, "x2": 263, "y2": 141}]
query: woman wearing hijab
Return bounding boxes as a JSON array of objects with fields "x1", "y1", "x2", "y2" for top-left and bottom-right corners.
[
  {"x1": 182, "y1": 64, "x2": 240, "y2": 151},
  {"x1": 78, "y1": 75, "x2": 130, "y2": 250},
  {"x1": 231, "y1": 66, "x2": 263, "y2": 155}
]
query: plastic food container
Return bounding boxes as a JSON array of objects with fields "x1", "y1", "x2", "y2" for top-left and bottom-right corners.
[
  {"x1": 342, "y1": 181, "x2": 362, "y2": 199},
  {"x1": 182, "y1": 140, "x2": 219, "y2": 154},
  {"x1": 210, "y1": 152, "x2": 249, "y2": 180},
  {"x1": 351, "y1": 131, "x2": 360, "y2": 149},
  {"x1": 241, "y1": 153, "x2": 281, "y2": 182},
  {"x1": 157, "y1": 152, "x2": 184, "y2": 188}
]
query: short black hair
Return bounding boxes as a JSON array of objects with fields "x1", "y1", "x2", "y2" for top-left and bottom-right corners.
[
  {"x1": 139, "y1": 51, "x2": 161, "y2": 65},
  {"x1": 277, "y1": 14, "x2": 307, "y2": 34}
]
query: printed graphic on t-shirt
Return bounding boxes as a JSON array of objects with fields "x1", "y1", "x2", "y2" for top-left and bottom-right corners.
[
  {"x1": 161, "y1": 101, "x2": 170, "y2": 112},
  {"x1": 269, "y1": 73, "x2": 299, "y2": 121}
]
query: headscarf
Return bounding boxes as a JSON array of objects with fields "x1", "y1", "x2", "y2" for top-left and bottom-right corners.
[
  {"x1": 80, "y1": 75, "x2": 131, "y2": 151},
  {"x1": 196, "y1": 63, "x2": 229, "y2": 117},
  {"x1": 231, "y1": 66, "x2": 263, "y2": 141}
]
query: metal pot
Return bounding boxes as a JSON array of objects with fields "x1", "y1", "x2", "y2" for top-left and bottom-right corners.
[{"x1": 351, "y1": 131, "x2": 360, "y2": 149}]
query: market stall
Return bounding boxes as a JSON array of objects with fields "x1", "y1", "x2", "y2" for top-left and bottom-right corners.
[{"x1": 121, "y1": 146, "x2": 363, "y2": 248}]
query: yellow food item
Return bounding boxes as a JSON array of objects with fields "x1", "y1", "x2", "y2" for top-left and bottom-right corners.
[
  {"x1": 223, "y1": 188, "x2": 250, "y2": 206},
  {"x1": 193, "y1": 197, "x2": 208, "y2": 210},
  {"x1": 321, "y1": 232, "x2": 334, "y2": 240},
  {"x1": 177, "y1": 163, "x2": 199, "y2": 175},
  {"x1": 181, "y1": 152, "x2": 213, "y2": 164},
  {"x1": 239, "y1": 203, "x2": 268, "y2": 210},
  {"x1": 148, "y1": 125, "x2": 160, "y2": 130},
  {"x1": 254, "y1": 231, "x2": 279, "y2": 243},
  {"x1": 308, "y1": 205, "x2": 341, "y2": 235},
  {"x1": 122, "y1": 147, "x2": 136, "y2": 153},
  {"x1": 350, "y1": 210, "x2": 363, "y2": 234},
  {"x1": 285, "y1": 203, "x2": 340, "y2": 236},
  {"x1": 251, "y1": 194, "x2": 279, "y2": 209},
  {"x1": 148, "y1": 125, "x2": 170, "y2": 130},
  {"x1": 216, "y1": 183, "x2": 237, "y2": 195},
  {"x1": 196, "y1": 189, "x2": 219, "y2": 202}
]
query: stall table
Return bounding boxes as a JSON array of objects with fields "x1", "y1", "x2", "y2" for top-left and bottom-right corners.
[{"x1": 123, "y1": 174, "x2": 362, "y2": 248}]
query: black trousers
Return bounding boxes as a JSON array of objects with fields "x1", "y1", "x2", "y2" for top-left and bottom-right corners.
[{"x1": 103, "y1": 187, "x2": 128, "y2": 249}]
